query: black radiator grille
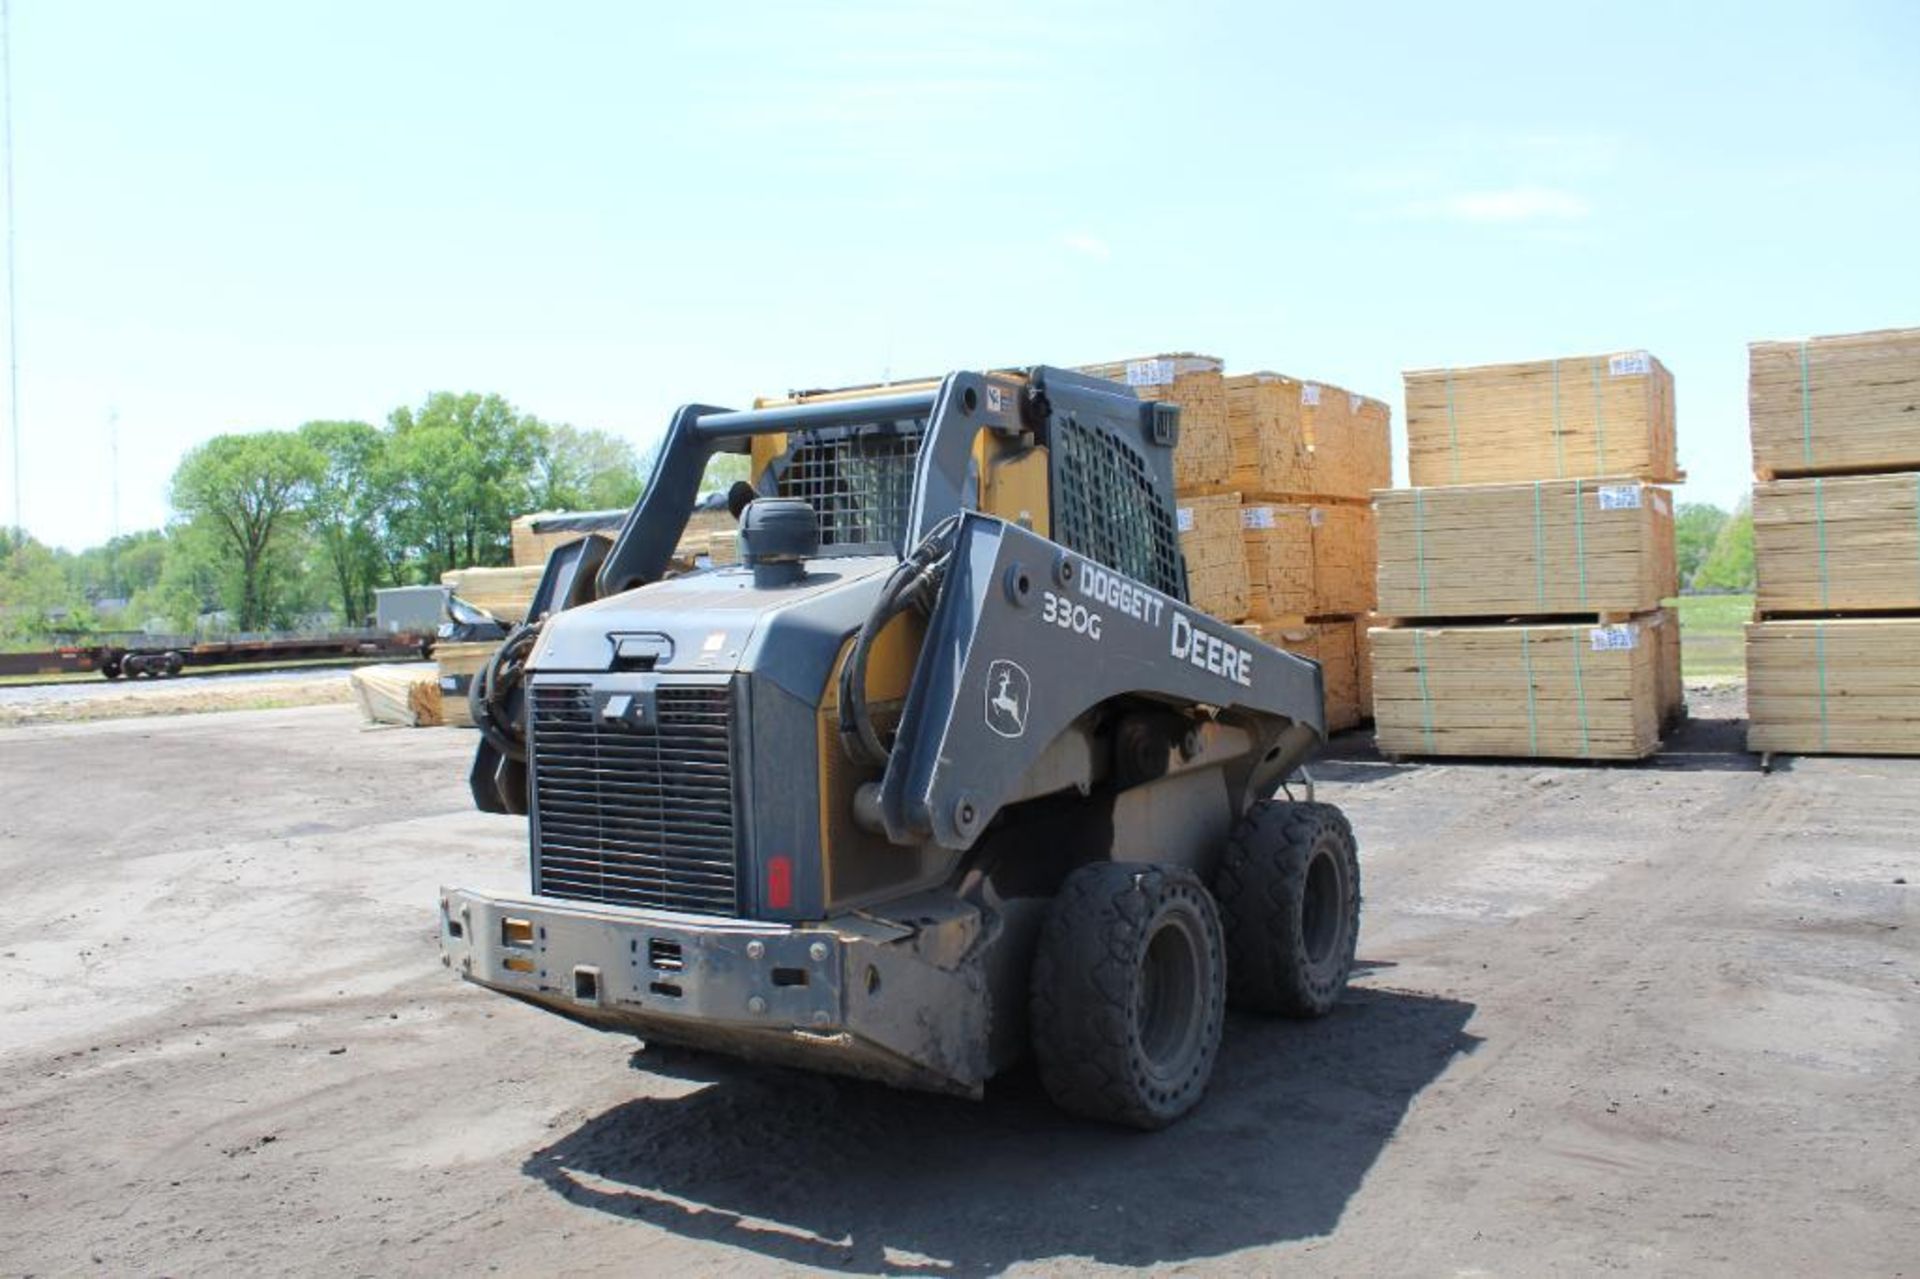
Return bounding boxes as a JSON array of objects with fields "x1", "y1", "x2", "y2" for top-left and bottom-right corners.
[
  {"x1": 1051, "y1": 415, "x2": 1186, "y2": 599},
  {"x1": 776, "y1": 428, "x2": 923, "y2": 549},
  {"x1": 529, "y1": 682, "x2": 739, "y2": 915}
]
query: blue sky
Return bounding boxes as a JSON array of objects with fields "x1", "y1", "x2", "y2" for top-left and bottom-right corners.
[{"x1": 5, "y1": 0, "x2": 1918, "y2": 550}]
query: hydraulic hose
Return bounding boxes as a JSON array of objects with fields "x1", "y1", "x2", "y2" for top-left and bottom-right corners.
[
  {"x1": 838, "y1": 515, "x2": 961, "y2": 769},
  {"x1": 468, "y1": 619, "x2": 541, "y2": 763}
]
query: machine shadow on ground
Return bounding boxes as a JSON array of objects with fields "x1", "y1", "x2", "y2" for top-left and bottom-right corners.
[{"x1": 522, "y1": 985, "x2": 1480, "y2": 1275}]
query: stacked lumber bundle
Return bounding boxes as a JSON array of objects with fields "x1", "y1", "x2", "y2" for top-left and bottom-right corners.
[
  {"x1": 1752, "y1": 474, "x2": 1920, "y2": 613},
  {"x1": 1746, "y1": 327, "x2": 1920, "y2": 756},
  {"x1": 1747, "y1": 619, "x2": 1920, "y2": 756},
  {"x1": 1373, "y1": 613, "x2": 1673, "y2": 761},
  {"x1": 434, "y1": 641, "x2": 498, "y2": 729},
  {"x1": 1374, "y1": 349, "x2": 1682, "y2": 760},
  {"x1": 1078, "y1": 354, "x2": 1231, "y2": 491},
  {"x1": 1177, "y1": 494, "x2": 1250, "y2": 621},
  {"x1": 1224, "y1": 372, "x2": 1391, "y2": 501},
  {"x1": 1376, "y1": 479, "x2": 1677, "y2": 620},
  {"x1": 1749, "y1": 328, "x2": 1920, "y2": 478},
  {"x1": 1083, "y1": 352, "x2": 1394, "y2": 729},
  {"x1": 441, "y1": 565, "x2": 543, "y2": 623},
  {"x1": 348, "y1": 664, "x2": 443, "y2": 728},
  {"x1": 1239, "y1": 619, "x2": 1363, "y2": 732},
  {"x1": 1405, "y1": 352, "x2": 1678, "y2": 487}
]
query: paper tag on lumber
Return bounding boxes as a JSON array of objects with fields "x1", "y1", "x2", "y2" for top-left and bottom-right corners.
[
  {"x1": 1609, "y1": 351, "x2": 1652, "y2": 377},
  {"x1": 1125, "y1": 359, "x2": 1174, "y2": 388},
  {"x1": 1597, "y1": 484, "x2": 1642, "y2": 510},
  {"x1": 1177, "y1": 507, "x2": 1195, "y2": 533},
  {"x1": 1301, "y1": 383, "x2": 1322, "y2": 406},
  {"x1": 1590, "y1": 624, "x2": 1638, "y2": 651},
  {"x1": 1242, "y1": 506, "x2": 1277, "y2": 530}
]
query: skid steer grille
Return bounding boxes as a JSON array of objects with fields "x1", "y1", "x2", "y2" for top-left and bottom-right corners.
[
  {"x1": 1052, "y1": 414, "x2": 1186, "y2": 599},
  {"x1": 777, "y1": 429, "x2": 922, "y2": 550},
  {"x1": 528, "y1": 682, "x2": 740, "y2": 915}
]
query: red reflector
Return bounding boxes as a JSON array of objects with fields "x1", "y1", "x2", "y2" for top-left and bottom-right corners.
[{"x1": 767, "y1": 856, "x2": 793, "y2": 910}]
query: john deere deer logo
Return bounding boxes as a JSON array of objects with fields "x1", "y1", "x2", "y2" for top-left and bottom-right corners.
[{"x1": 984, "y1": 659, "x2": 1030, "y2": 739}]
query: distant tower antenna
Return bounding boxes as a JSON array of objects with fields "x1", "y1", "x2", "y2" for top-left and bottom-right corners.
[{"x1": 2, "y1": 0, "x2": 18, "y2": 536}]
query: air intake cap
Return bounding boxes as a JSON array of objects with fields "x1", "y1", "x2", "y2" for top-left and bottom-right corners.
[{"x1": 739, "y1": 497, "x2": 819, "y2": 587}]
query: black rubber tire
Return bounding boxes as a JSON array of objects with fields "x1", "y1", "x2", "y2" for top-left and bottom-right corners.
[
  {"x1": 1215, "y1": 800, "x2": 1360, "y2": 1017},
  {"x1": 1029, "y1": 862, "x2": 1226, "y2": 1130}
]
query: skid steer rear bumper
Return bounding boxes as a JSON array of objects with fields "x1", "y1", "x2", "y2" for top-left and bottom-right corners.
[{"x1": 438, "y1": 886, "x2": 991, "y2": 1096}]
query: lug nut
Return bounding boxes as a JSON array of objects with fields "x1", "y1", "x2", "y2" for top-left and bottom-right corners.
[
  {"x1": 746, "y1": 940, "x2": 764, "y2": 959},
  {"x1": 809, "y1": 942, "x2": 829, "y2": 963}
]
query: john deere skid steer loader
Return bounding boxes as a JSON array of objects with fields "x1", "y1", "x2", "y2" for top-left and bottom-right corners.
[{"x1": 440, "y1": 366, "x2": 1360, "y2": 1128}]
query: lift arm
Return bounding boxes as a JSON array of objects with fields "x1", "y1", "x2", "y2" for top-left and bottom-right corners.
[{"x1": 877, "y1": 513, "x2": 1326, "y2": 851}]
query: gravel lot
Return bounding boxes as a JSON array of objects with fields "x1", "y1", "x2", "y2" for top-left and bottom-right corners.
[{"x1": 2, "y1": 697, "x2": 1915, "y2": 1275}]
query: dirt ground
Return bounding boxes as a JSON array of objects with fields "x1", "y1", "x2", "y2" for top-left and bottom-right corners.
[{"x1": 2, "y1": 693, "x2": 1915, "y2": 1276}]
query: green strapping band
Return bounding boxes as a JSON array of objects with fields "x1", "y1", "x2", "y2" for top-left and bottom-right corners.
[
  {"x1": 1532, "y1": 481, "x2": 1547, "y2": 609},
  {"x1": 1815, "y1": 476, "x2": 1830, "y2": 610},
  {"x1": 1445, "y1": 369, "x2": 1461, "y2": 484},
  {"x1": 1414, "y1": 629, "x2": 1437, "y2": 755},
  {"x1": 1552, "y1": 359, "x2": 1565, "y2": 479},
  {"x1": 1815, "y1": 621, "x2": 1830, "y2": 752},
  {"x1": 1521, "y1": 627, "x2": 1540, "y2": 758},
  {"x1": 1573, "y1": 478, "x2": 1590, "y2": 608},
  {"x1": 1800, "y1": 339, "x2": 1814, "y2": 467},
  {"x1": 1571, "y1": 628, "x2": 1592, "y2": 759},
  {"x1": 1590, "y1": 357, "x2": 1608, "y2": 474},
  {"x1": 1414, "y1": 487, "x2": 1432, "y2": 615}
]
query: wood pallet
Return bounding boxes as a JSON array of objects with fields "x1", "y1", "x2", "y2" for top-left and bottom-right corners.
[
  {"x1": 1238, "y1": 617, "x2": 1367, "y2": 733},
  {"x1": 1376, "y1": 478, "x2": 1676, "y2": 619},
  {"x1": 1750, "y1": 328, "x2": 1920, "y2": 479},
  {"x1": 1371, "y1": 610, "x2": 1677, "y2": 761},
  {"x1": 1222, "y1": 372, "x2": 1391, "y2": 502},
  {"x1": 1079, "y1": 354, "x2": 1231, "y2": 492},
  {"x1": 1405, "y1": 351, "x2": 1678, "y2": 486},
  {"x1": 1747, "y1": 617, "x2": 1920, "y2": 756},
  {"x1": 1752, "y1": 472, "x2": 1920, "y2": 613}
]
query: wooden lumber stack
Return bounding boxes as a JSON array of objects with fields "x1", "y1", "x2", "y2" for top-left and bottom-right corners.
[
  {"x1": 1078, "y1": 354, "x2": 1231, "y2": 491},
  {"x1": 433, "y1": 641, "x2": 498, "y2": 729},
  {"x1": 1224, "y1": 372, "x2": 1390, "y2": 501},
  {"x1": 1177, "y1": 494, "x2": 1250, "y2": 622},
  {"x1": 1753, "y1": 474, "x2": 1920, "y2": 613},
  {"x1": 1405, "y1": 352, "x2": 1678, "y2": 487},
  {"x1": 1239, "y1": 619, "x2": 1362, "y2": 732},
  {"x1": 1747, "y1": 619, "x2": 1920, "y2": 755},
  {"x1": 1086, "y1": 352, "x2": 1390, "y2": 729},
  {"x1": 441, "y1": 565, "x2": 544, "y2": 623},
  {"x1": 1376, "y1": 479, "x2": 1677, "y2": 620},
  {"x1": 1376, "y1": 349, "x2": 1682, "y2": 760},
  {"x1": 1373, "y1": 614, "x2": 1668, "y2": 760},
  {"x1": 1749, "y1": 328, "x2": 1920, "y2": 478},
  {"x1": 348, "y1": 664, "x2": 443, "y2": 728},
  {"x1": 1746, "y1": 327, "x2": 1920, "y2": 756}
]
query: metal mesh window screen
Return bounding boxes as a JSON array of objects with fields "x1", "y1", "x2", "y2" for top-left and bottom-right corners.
[
  {"x1": 1051, "y1": 417, "x2": 1185, "y2": 598},
  {"x1": 776, "y1": 429, "x2": 923, "y2": 549}
]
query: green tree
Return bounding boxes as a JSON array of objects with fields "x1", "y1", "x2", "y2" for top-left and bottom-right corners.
[
  {"x1": 1673, "y1": 502, "x2": 1729, "y2": 591},
  {"x1": 0, "y1": 528, "x2": 82, "y2": 646},
  {"x1": 380, "y1": 392, "x2": 544, "y2": 579},
  {"x1": 531, "y1": 423, "x2": 647, "y2": 512},
  {"x1": 300, "y1": 419, "x2": 388, "y2": 624},
  {"x1": 1694, "y1": 503, "x2": 1755, "y2": 593},
  {"x1": 169, "y1": 431, "x2": 325, "y2": 630}
]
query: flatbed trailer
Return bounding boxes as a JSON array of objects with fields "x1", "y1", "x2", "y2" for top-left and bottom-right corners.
[{"x1": 0, "y1": 632, "x2": 432, "y2": 680}]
